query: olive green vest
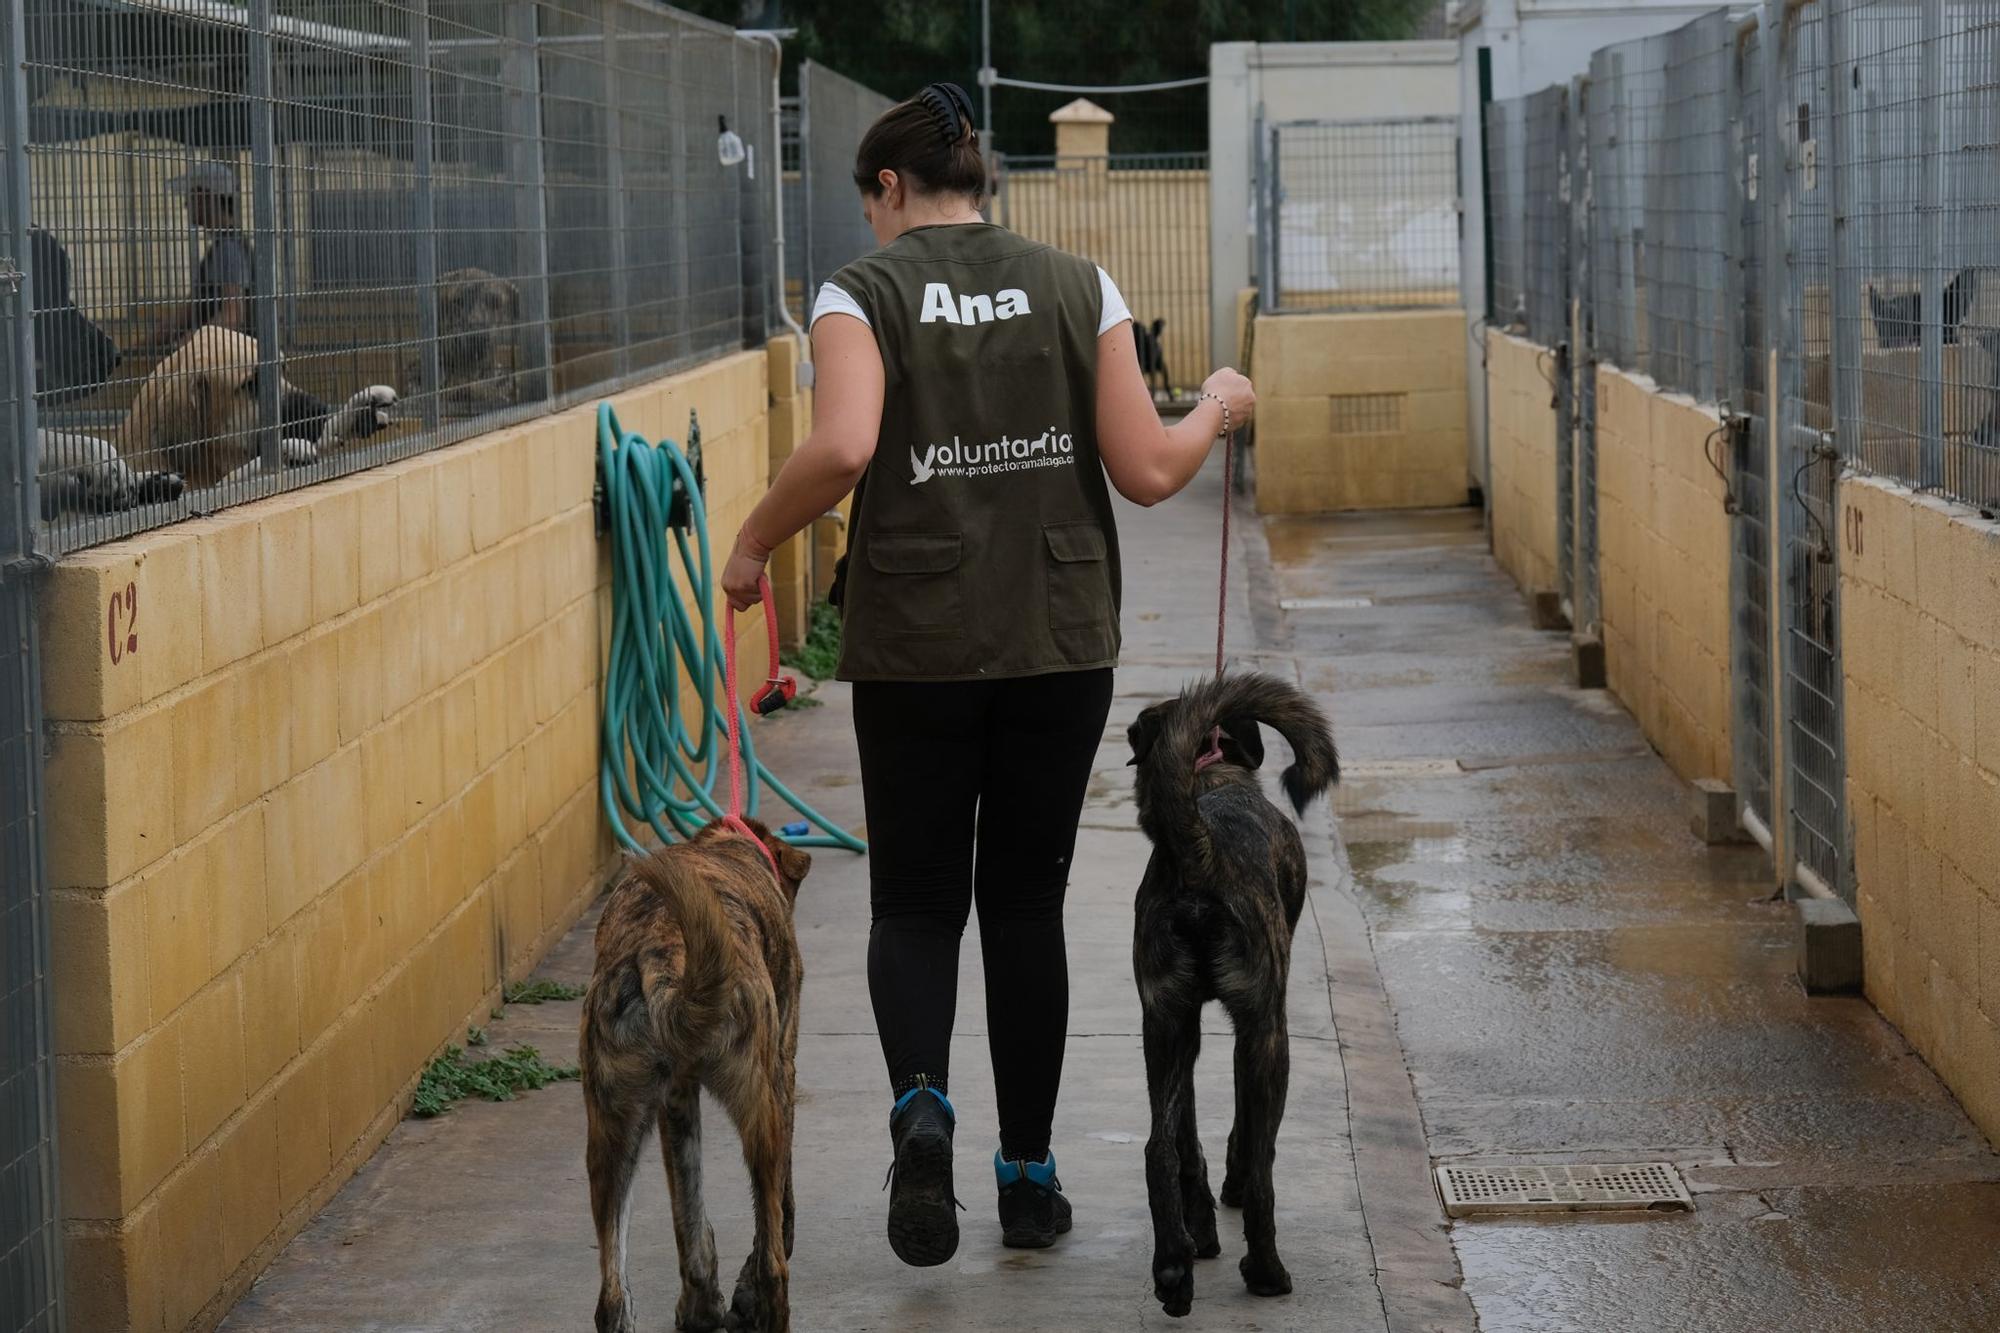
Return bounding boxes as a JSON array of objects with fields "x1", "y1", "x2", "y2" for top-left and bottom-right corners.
[{"x1": 828, "y1": 224, "x2": 1121, "y2": 681}]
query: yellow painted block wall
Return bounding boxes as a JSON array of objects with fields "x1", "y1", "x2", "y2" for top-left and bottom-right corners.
[
  {"x1": 1841, "y1": 473, "x2": 2000, "y2": 1141},
  {"x1": 1484, "y1": 329, "x2": 1560, "y2": 597},
  {"x1": 1251, "y1": 308, "x2": 1468, "y2": 515},
  {"x1": 765, "y1": 335, "x2": 811, "y2": 651},
  {"x1": 41, "y1": 346, "x2": 779, "y2": 1332},
  {"x1": 1593, "y1": 366, "x2": 1734, "y2": 784}
]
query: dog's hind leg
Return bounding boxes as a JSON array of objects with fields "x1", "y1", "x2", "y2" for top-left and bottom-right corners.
[
  {"x1": 726, "y1": 1088, "x2": 792, "y2": 1333},
  {"x1": 1177, "y1": 1088, "x2": 1221, "y2": 1260},
  {"x1": 586, "y1": 1072, "x2": 654, "y2": 1333},
  {"x1": 1226, "y1": 1014, "x2": 1293, "y2": 1299},
  {"x1": 660, "y1": 1078, "x2": 727, "y2": 1332},
  {"x1": 1143, "y1": 998, "x2": 1204, "y2": 1317}
]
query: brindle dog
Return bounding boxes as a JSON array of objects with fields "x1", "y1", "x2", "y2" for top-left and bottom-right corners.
[
  {"x1": 582, "y1": 819, "x2": 811, "y2": 1333},
  {"x1": 1126, "y1": 672, "x2": 1338, "y2": 1319}
]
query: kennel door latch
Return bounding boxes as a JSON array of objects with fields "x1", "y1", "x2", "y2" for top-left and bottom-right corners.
[{"x1": 0, "y1": 258, "x2": 22, "y2": 295}]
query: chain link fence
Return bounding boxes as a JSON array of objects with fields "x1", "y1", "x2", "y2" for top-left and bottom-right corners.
[
  {"x1": 16, "y1": 0, "x2": 780, "y2": 558},
  {"x1": 1484, "y1": 96, "x2": 1525, "y2": 332},
  {"x1": 796, "y1": 59, "x2": 891, "y2": 318},
  {"x1": 1260, "y1": 116, "x2": 1460, "y2": 314},
  {"x1": 1523, "y1": 85, "x2": 1569, "y2": 349},
  {"x1": 1480, "y1": 0, "x2": 2000, "y2": 898}
]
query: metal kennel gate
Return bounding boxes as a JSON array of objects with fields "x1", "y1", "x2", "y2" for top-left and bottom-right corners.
[
  {"x1": 1, "y1": 2, "x2": 62, "y2": 1323},
  {"x1": 1772, "y1": 0, "x2": 1849, "y2": 901}
]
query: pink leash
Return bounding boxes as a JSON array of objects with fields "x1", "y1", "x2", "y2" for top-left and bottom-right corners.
[
  {"x1": 720, "y1": 573, "x2": 789, "y2": 882},
  {"x1": 1195, "y1": 431, "x2": 1235, "y2": 773}
]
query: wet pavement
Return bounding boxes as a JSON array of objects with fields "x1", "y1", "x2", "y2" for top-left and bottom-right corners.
[
  {"x1": 1273, "y1": 508, "x2": 2000, "y2": 1332},
  {"x1": 222, "y1": 474, "x2": 2000, "y2": 1332}
]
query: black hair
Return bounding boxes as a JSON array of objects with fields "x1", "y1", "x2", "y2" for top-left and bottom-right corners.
[{"x1": 853, "y1": 81, "x2": 987, "y2": 207}]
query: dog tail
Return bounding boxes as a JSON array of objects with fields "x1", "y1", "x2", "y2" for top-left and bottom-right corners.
[
  {"x1": 627, "y1": 855, "x2": 736, "y2": 1063},
  {"x1": 1137, "y1": 671, "x2": 1339, "y2": 864}
]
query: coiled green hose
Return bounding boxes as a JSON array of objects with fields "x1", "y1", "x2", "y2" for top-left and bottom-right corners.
[{"x1": 595, "y1": 402, "x2": 865, "y2": 854}]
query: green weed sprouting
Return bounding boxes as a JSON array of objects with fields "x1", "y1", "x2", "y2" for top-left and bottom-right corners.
[
  {"x1": 781, "y1": 600, "x2": 842, "y2": 681},
  {"x1": 412, "y1": 1044, "x2": 578, "y2": 1118},
  {"x1": 502, "y1": 978, "x2": 585, "y2": 1004}
]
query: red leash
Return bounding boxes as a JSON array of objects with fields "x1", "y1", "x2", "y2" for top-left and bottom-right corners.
[
  {"x1": 720, "y1": 572, "x2": 794, "y2": 881},
  {"x1": 1196, "y1": 430, "x2": 1236, "y2": 773},
  {"x1": 1216, "y1": 429, "x2": 1233, "y2": 676}
]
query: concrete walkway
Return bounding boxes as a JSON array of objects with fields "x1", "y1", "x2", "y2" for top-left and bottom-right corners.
[{"x1": 225, "y1": 463, "x2": 2000, "y2": 1332}]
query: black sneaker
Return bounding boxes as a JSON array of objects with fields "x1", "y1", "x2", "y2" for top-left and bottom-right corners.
[
  {"x1": 996, "y1": 1150, "x2": 1073, "y2": 1249},
  {"x1": 883, "y1": 1086, "x2": 960, "y2": 1266}
]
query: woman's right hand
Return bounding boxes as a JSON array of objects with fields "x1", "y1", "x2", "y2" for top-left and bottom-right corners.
[{"x1": 1200, "y1": 367, "x2": 1256, "y2": 429}]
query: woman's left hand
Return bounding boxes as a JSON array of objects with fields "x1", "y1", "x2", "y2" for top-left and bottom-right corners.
[{"x1": 722, "y1": 527, "x2": 772, "y2": 612}]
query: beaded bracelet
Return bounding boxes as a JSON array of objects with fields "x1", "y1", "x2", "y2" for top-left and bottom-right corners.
[{"x1": 1198, "y1": 390, "x2": 1231, "y2": 439}]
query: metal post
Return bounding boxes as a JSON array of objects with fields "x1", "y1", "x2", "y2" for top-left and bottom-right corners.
[
  {"x1": 504, "y1": 1, "x2": 553, "y2": 404},
  {"x1": 602, "y1": 3, "x2": 631, "y2": 380},
  {"x1": 1918, "y1": 0, "x2": 1944, "y2": 489},
  {"x1": 1759, "y1": 0, "x2": 1791, "y2": 887},
  {"x1": 1256, "y1": 109, "x2": 1276, "y2": 313},
  {"x1": 1827, "y1": 0, "x2": 1858, "y2": 465},
  {"x1": 249, "y1": 0, "x2": 282, "y2": 473},
  {"x1": 798, "y1": 62, "x2": 815, "y2": 299},
  {"x1": 980, "y1": 0, "x2": 994, "y2": 154},
  {"x1": 1, "y1": 0, "x2": 63, "y2": 1319},
  {"x1": 411, "y1": 0, "x2": 441, "y2": 434},
  {"x1": 670, "y1": 23, "x2": 690, "y2": 363},
  {"x1": 1724, "y1": 24, "x2": 1746, "y2": 412}
]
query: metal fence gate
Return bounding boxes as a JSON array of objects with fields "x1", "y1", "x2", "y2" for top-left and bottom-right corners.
[
  {"x1": 1, "y1": 1, "x2": 61, "y2": 1321},
  {"x1": 993, "y1": 152, "x2": 1211, "y2": 391},
  {"x1": 1775, "y1": 0, "x2": 1849, "y2": 901}
]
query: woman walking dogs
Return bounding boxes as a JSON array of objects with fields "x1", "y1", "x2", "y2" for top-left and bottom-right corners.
[{"x1": 722, "y1": 82, "x2": 1255, "y2": 1268}]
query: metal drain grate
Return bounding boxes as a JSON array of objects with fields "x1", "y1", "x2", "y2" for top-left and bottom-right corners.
[{"x1": 1436, "y1": 1163, "x2": 1693, "y2": 1218}]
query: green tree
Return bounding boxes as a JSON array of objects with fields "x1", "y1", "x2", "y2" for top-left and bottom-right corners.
[{"x1": 686, "y1": 0, "x2": 1440, "y2": 153}]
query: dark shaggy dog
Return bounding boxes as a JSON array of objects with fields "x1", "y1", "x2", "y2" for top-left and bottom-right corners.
[
  {"x1": 1127, "y1": 672, "x2": 1339, "y2": 1318},
  {"x1": 1867, "y1": 266, "x2": 1981, "y2": 349},
  {"x1": 1135, "y1": 316, "x2": 1175, "y2": 400},
  {"x1": 582, "y1": 820, "x2": 812, "y2": 1333}
]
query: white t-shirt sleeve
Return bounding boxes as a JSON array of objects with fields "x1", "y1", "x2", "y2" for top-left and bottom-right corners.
[
  {"x1": 811, "y1": 281, "x2": 869, "y2": 328},
  {"x1": 1096, "y1": 266, "x2": 1131, "y2": 335}
]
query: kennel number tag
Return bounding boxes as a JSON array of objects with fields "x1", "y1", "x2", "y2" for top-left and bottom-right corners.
[
  {"x1": 1801, "y1": 139, "x2": 1818, "y2": 192},
  {"x1": 1746, "y1": 152, "x2": 1759, "y2": 202},
  {"x1": 107, "y1": 581, "x2": 138, "y2": 665}
]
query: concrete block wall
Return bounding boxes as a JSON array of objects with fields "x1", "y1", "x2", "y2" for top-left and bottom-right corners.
[
  {"x1": 1842, "y1": 473, "x2": 2000, "y2": 1140},
  {"x1": 765, "y1": 335, "x2": 812, "y2": 650},
  {"x1": 1593, "y1": 366, "x2": 1734, "y2": 783},
  {"x1": 1484, "y1": 329, "x2": 1560, "y2": 596},
  {"x1": 1251, "y1": 309, "x2": 1468, "y2": 515},
  {"x1": 42, "y1": 345, "x2": 781, "y2": 1331}
]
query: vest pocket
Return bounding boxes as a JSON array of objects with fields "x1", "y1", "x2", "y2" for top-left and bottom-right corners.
[
  {"x1": 863, "y1": 532, "x2": 964, "y2": 639},
  {"x1": 1044, "y1": 520, "x2": 1112, "y2": 632}
]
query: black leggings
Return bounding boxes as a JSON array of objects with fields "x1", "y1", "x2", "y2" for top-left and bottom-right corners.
[{"x1": 853, "y1": 668, "x2": 1113, "y2": 1162}]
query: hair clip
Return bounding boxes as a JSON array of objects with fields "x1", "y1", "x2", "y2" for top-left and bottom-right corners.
[{"x1": 917, "y1": 82, "x2": 975, "y2": 146}]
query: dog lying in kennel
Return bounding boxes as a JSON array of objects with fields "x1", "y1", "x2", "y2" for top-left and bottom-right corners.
[{"x1": 38, "y1": 325, "x2": 398, "y2": 518}]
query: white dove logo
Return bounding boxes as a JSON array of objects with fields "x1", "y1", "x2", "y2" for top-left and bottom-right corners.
[{"x1": 910, "y1": 445, "x2": 935, "y2": 485}]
